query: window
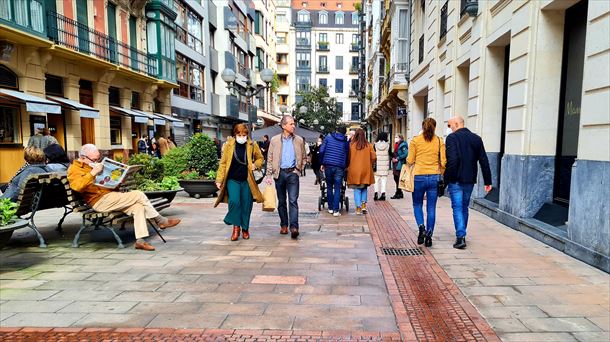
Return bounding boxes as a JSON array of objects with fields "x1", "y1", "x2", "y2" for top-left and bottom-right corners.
[
  {"x1": 319, "y1": 78, "x2": 327, "y2": 88},
  {"x1": 297, "y1": 31, "x2": 310, "y2": 45},
  {"x1": 319, "y1": 33, "x2": 327, "y2": 42},
  {"x1": 336, "y1": 33, "x2": 344, "y2": 44},
  {"x1": 277, "y1": 32, "x2": 287, "y2": 44},
  {"x1": 319, "y1": 55, "x2": 328, "y2": 71},
  {"x1": 351, "y1": 78, "x2": 359, "y2": 93},
  {"x1": 175, "y1": 0, "x2": 203, "y2": 54},
  {"x1": 398, "y1": 10, "x2": 409, "y2": 67},
  {"x1": 351, "y1": 102, "x2": 359, "y2": 121},
  {"x1": 335, "y1": 79, "x2": 343, "y2": 93},
  {"x1": 279, "y1": 75, "x2": 288, "y2": 85},
  {"x1": 352, "y1": 33, "x2": 359, "y2": 44},
  {"x1": 110, "y1": 116, "x2": 122, "y2": 145},
  {"x1": 297, "y1": 52, "x2": 310, "y2": 67},
  {"x1": 439, "y1": 1, "x2": 448, "y2": 39},
  {"x1": 336, "y1": 56, "x2": 343, "y2": 70},
  {"x1": 352, "y1": 12, "x2": 359, "y2": 25},
  {"x1": 298, "y1": 10, "x2": 310, "y2": 22},
  {"x1": 335, "y1": 11, "x2": 344, "y2": 24},
  {"x1": 108, "y1": 87, "x2": 120, "y2": 106},
  {"x1": 255, "y1": 11, "x2": 264, "y2": 35},
  {"x1": 277, "y1": 53, "x2": 288, "y2": 64},
  {"x1": 336, "y1": 101, "x2": 343, "y2": 114},
  {"x1": 5, "y1": 0, "x2": 44, "y2": 33},
  {"x1": 276, "y1": 12, "x2": 287, "y2": 23},
  {"x1": 351, "y1": 56, "x2": 359, "y2": 69},
  {"x1": 319, "y1": 11, "x2": 328, "y2": 24},
  {"x1": 256, "y1": 48, "x2": 265, "y2": 70},
  {"x1": 0, "y1": 106, "x2": 20, "y2": 144},
  {"x1": 174, "y1": 53, "x2": 206, "y2": 102},
  {"x1": 297, "y1": 76, "x2": 310, "y2": 91},
  {"x1": 131, "y1": 91, "x2": 140, "y2": 109},
  {"x1": 45, "y1": 75, "x2": 63, "y2": 96}
]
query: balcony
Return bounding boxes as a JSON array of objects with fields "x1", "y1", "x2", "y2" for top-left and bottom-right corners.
[
  {"x1": 350, "y1": 43, "x2": 359, "y2": 52},
  {"x1": 209, "y1": 0, "x2": 217, "y2": 27},
  {"x1": 277, "y1": 62, "x2": 289, "y2": 74},
  {"x1": 296, "y1": 38, "x2": 310, "y2": 47},
  {"x1": 349, "y1": 64, "x2": 359, "y2": 74},
  {"x1": 294, "y1": 20, "x2": 313, "y2": 28},
  {"x1": 48, "y1": 11, "x2": 157, "y2": 77},
  {"x1": 317, "y1": 41, "x2": 329, "y2": 51},
  {"x1": 317, "y1": 66, "x2": 329, "y2": 74}
]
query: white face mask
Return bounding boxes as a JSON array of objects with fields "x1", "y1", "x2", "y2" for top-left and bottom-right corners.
[
  {"x1": 236, "y1": 136, "x2": 247, "y2": 145},
  {"x1": 446, "y1": 127, "x2": 453, "y2": 136},
  {"x1": 394, "y1": 137, "x2": 400, "y2": 143}
]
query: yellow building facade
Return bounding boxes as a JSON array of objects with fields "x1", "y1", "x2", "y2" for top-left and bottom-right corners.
[{"x1": 0, "y1": 0, "x2": 178, "y2": 182}]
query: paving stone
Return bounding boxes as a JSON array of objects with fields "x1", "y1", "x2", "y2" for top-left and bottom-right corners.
[
  {"x1": 293, "y1": 316, "x2": 364, "y2": 331},
  {"x1": 300, "y1": 295, "x2": 360, "y2": 305},
  {"x1": 35, "y1": 280, "x2": 106, "y2": 290},
  {"x1": 273, "y1": 284, "x2": 332, "y2": 295},
  {"x1": 72, "y1": 313, "x2": 156, "y2": 328},
  {"x1": 1, "y1": 313, "x2": 85, "y2": 327},
  {"x1": 361, "y1": 317, "x2": 399, "y2": 332},
  {"x1": 238, "y1": 293, "x2": 301, "y2": 304},
  {"x1": 263, "y1": 304, "x2": 330, "y2": 318},
  {"x1": 586, "y1": 316, "x2": 610, "y2": 331},
  {"x1": 47, "y1": 290, "x2": 121, "y2": 301},
  {"x1": 199, "y1": 303, "x2": 266, "y2": 315},
  {"x1": 175, "y1": 292, "x2": 241, "y2": 303},
  {"x1": 221, "y1": 314, "x2": 294, "y2": 330},
  {"x1": 499, "y1": 332, "x2": 577, "y2": 341},
  {"x1": 86, "y1": 273, "x2": 148, "y2": 282},
  {"x1": 537, "y1": 305, "x2": 610, "y2": 318},
  {"x1": 330, "y1": 285, "x2": 388, "y2": 296},
  {"x1": 478, "y1": 306, "x2": 549, "y2": 319},
  {"x1": 251, "y1": 275, "x2": 306, "y2": 285},
  {"x1": 572, "y1": 331, "x2": 610, "y2": 342},
  {"x1": 0, "y1": 270, "x2": 43, "y2": 280},
  {"x1": 521, "y1": 317, "x2": 602, "y2": 332},
  {"x1": 0, "y1": 300, "x2": 72, "y2": 313},
  {"x1": 0, "y1": 289, "x2": 59, "y2": 300},
  {"x1": 146, "y1": 313, "x2": 227, "y2": 328},
  {"x1": 30, "y1": 272, "x2": 94, "y2": 281},
  {"x1": 0, "y1": 279, "x2": 47, "y2": 289},
  {"x1": 156, "y1": 282, "x2": 218, "y2": 292},
  {"x1": 111, "y1": 291, "x2": 181, "y2": 303},
  {"x1": 488, "y1": 318, "x2": 530, "y2": 333},
  {"x1": 58, "y1": 301, "x2": 137, "y2": 314},
  {"x1": 329, "y1": 306, "x2": 395, "y2": 318},
  {"x1": 129, "y1": 302, "x2": 203, "y2": 314}
]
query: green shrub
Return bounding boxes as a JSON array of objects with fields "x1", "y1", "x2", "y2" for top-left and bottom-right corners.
[
  {"x1": 136, "y1": 176, "x2": 180, "y2": 191},
  {"x1": 160, "y1": 146, "x2": 190, "y2": 178},
  {"x1": 0, "y1": 198, "x2": 18, "y2": 226},
  {"x1": 187, "y1": 133, "x2": 219, "y2": 178},
  {"x1": 127, "y1": 153, "x2": 164, "y2": 188}
]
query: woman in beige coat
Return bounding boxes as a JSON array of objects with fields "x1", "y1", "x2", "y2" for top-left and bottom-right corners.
[{"x1": 215, "y1": 124, "x2": 264, "y2": 241}]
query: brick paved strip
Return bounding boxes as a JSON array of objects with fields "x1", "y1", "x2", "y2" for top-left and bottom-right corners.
[
  {"x1": 0, "y1": 327, "x2": 403, "y2": 341},
  {"x1": 365, "y1": 200, "x2": 501, "y2": 342}
]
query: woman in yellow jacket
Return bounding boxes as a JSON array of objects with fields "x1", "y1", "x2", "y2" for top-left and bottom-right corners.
[
  {"x1": 406, "y1": 118, "x2": 446, "y2": 247},
  {"x1": 215, "y1": 123, "x2": 264, "y2": 241}
]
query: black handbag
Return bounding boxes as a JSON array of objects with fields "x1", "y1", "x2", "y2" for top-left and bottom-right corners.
[{"x1": 437, "y1": 137, "x2": 447, "y2": 197}]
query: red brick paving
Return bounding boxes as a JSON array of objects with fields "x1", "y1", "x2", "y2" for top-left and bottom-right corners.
[
  {"x1": 0, "y1": 328, "x2": 402, "y2": 341},
  {"x1": 365, "y1": 199, "x2": 500, "y2": 342}
]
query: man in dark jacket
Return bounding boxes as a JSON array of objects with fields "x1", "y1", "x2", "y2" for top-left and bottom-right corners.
[
  {"x1": 319, "y1": 126, "x2": 350, "y2": 216},
  {"x1": 445, "y1": 116, "x2": 492, "y2": 249}
]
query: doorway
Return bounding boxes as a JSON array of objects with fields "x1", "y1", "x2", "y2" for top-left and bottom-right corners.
[{"x1": 553, "y1": 0, "x2": 587, "y2": 206}]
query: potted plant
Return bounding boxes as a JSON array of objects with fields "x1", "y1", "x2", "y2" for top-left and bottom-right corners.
[
  {"x1": 0, "y1": 198, "x2": 27, "y2": 248},
  {"x1": 161, "y1": 133, "x2": 219, "y2": 199},
  {"x1": 127, "y1": 153, "x2": 183, "y2": 203}
]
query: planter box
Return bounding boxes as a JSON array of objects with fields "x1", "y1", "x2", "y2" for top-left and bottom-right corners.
[
  {"x1": 178, "y1": 180, "x2": 218, "y2": 199},
  {"x1": 144, "y1": 188, "x2": 184, "y2": 203},
  {"x1": 0, "y1": 219, "x2": 28, "y2": 248}
]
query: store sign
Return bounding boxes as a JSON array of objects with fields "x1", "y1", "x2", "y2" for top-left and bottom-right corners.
[{"x1": 396, "y1": 106, "x2": 407, "y2": 119}]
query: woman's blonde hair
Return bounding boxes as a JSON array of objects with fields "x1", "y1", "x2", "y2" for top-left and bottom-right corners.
[
  {"x1": 232, "y1": 123, "x2": 249, "y2": 136},
  {"x1": 24, "y1": 146, "x2": 45, "y2": 164}
]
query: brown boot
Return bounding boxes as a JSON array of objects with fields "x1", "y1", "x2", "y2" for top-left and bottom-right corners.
[
  {"x1": 231, "y1": 226, "x2": 240, "y2": 241},
  {"x1": 280, "y1": 226, "x2": 288, "y2": 234},
  {"x1": 242, "y1": 230, "x2": 250, "y2": 240}
]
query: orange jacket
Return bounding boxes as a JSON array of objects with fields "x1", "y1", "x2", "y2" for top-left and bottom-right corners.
[{"x1": 67, "y1": 160, "x2": 112, "y2": 206}]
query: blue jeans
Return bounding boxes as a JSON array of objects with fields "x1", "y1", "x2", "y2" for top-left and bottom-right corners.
[
  {"x1": 447, "y1": 182, "x2": 475, "y2": 238},
  {"x1": 324, "y1": 166, "x2": 344, "y2": 212},
  {"x1": 412, "y1": 174, "x2": 440, "y2": 236},
  {"x1": 275, "y1": 170, "x2": 300, "y2": 229},
  {"x1": 353, "y1": 187, "x2": 368, "y2": 208}
]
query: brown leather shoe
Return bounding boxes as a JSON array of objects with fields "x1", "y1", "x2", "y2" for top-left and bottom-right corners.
[
  {"x1": 231, "y1": 226, "x2": 240, "y2": 241},
  {"x1": 159, "y1": 218, "x2": 181, "y2": 229},
  {"x1": 290, "y1": 227, "x2": 299, "y2": 239},
  {"x1": 242, "y1": 230, "x2": 250, "y2": 240},
  {"x1": 280, "y1": 226, "x2": 288, "y2": 234},
  {"x1": 134, "y1": 241, "x2": 155, "y2": 251}
]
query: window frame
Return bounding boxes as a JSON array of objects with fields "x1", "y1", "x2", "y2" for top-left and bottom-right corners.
[
  {"x1": 110, "y1": 115, "x2": 122, "y2": 145},
  {"x1": 335, "y1": 11, "x2": 344, "y2": 25},
  {"x1": 336, "y1": 33, "x2": 344, "y2": 44},
  {"x1": 0, "y1": 104, "x2": 21, "y2": 145},
  {"x1": 174, "y1": 53, "x2": 206, "y2": 103}
]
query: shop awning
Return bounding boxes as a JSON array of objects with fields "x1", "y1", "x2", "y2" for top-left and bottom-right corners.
[
  {"x1": 133, "y1": 110, "x2": 166, "y2": 126},
  {"x1": 0, "y1": 89, "x2": 61, "y2": 114},
  {"x1": 155, "y1": 113, "x2": 185, "y2": 128},
  {"x1": 110, "y1": 106, "x2": 149, "y2": 124},
  {"x1": 47, "y1": 96, "x2": 99, "y2": 119}
]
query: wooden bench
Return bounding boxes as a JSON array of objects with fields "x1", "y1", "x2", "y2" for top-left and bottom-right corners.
[
  {"x1": 65, "y1": 177, "x2": 170, "y2": 248},
  {"x1": 11, "y1": 172, "x2": 73, "y2": 248}
]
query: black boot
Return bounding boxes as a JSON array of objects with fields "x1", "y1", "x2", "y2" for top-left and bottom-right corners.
[
  {"x1": 374, "y1": 192, "x2": 378, "y2": 201},
  {"x1": 425, "y1": 235, "x2": 433, "y2": 247},
  {"x1": 453, "y1": 237, "x2": 466, "y2": 249},
  {"x1": 379, "y1": 193, "x2": 386, "y2": 201},
  {"x1": 390, "y1": 192, "x2": 400, "y2": 199},
  {"x1": 417, "y1": 225, "x2": 425, "y2": 245},
  {"x1": 397, "y1": 189, "x2": 404, "y2": 199}
]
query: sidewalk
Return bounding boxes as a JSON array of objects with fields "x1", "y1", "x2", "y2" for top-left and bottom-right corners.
[{"x1": 0, "y1": 172, "x2": 608, "y2": 341}]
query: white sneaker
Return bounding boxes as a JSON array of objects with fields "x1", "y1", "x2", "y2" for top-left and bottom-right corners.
[
  {"x1": 333, "y1": 212, "x2": 341, "y2": 217},
  {"x1": 328, "y1": 209, "x2": 334, "y2": 214}
]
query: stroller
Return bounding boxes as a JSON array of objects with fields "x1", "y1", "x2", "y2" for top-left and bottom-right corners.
[{"x1": 317, "y1": 172, "x2": 349, "y2": 212}]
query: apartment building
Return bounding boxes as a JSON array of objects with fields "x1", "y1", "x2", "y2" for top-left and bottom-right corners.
[
  {"x1": 365, "y1": 0, "x2": 411, "y2": 139},
  {"x1": 406, "y1": 0, "x2": 609, "y2": 271},
  {"x1": 275, "y1": 0, "x2": 292, "y2": 111},
  {"x1": 0, "y1": 0, "x2": 177, "y2": 182},
  {"x1": 291, "y1": 0, "x2": 361, "y2": 123}
]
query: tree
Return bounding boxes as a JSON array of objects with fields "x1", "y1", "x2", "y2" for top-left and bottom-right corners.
[{"x1": 295, "y1": 86, "x2": 342, "y2": 134}]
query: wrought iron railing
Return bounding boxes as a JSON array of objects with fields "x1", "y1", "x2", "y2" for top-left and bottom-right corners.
[
  {"x1": 317, "y1": 66, "x2": 329, "y2": 73},
  {"x1": 47, "y1": 11, "x2": 157, "y2": 77},
  {"x1": 350, "y1": 43, "x2": 359, "y2": 52},
  {"x1": 297, "y1": 38, "x2": 310, "y2": 46},
  {"x1": 317, "y1": 42, "x2": 329, "y2": 51},
  {"x1": 440, "y1": 1, "x2": 448, "y2": 39}
]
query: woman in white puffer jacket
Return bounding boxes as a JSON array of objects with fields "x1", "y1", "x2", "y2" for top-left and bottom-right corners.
[{"x1": 373, "y1": 132, "x2": 391, "y2": 201}]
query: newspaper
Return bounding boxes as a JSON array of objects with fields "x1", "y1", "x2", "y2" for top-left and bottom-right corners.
[{"x1": 94, "y1": 158, "x2": 142, "y2": 189}]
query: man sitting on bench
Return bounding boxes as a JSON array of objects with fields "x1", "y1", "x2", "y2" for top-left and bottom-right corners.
[{"x1": 67, "y1": 144, "x2": 180, "y2": 251}]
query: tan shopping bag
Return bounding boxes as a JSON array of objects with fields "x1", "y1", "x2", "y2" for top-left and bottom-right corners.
[
  {"x1": 262, "y1": 184, "x2": 277, "y2": 212},
  {"x1": 398, "y1": 164, "x2": 415, "y2": 192}
]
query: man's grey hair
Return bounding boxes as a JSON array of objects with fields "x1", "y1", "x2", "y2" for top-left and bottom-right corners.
[
  {"x1": 79, "y1": 144, "x2": 98, "y2": 157},
  {"x1": 280, "y1": 115, "x2": 294, "y2": 127}
]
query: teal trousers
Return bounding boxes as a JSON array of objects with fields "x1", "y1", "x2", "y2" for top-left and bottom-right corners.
[{"x1": 224, "y1": 179, "x2": 254, "y2": 231}]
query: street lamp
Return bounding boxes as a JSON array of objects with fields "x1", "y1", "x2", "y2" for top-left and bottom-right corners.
[
  {"x1": 221, "y1": 66, "x2": 275, "y2": 128},
  {"x1": 313, "y1": 119, "x2": 319, "y2": 125}
]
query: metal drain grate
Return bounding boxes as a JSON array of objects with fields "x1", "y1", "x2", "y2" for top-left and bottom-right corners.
[{"x1": 381, "y1": 247, "x2": 424, "y2": 256}]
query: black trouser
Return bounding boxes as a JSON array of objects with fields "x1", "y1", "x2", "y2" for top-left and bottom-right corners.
[{"x1": 393, "y1": 173, "x2": 403, "y2": 196}]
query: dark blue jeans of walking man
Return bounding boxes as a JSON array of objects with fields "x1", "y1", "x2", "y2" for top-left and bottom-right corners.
[
  {"x1": 324, "y1": 166, "x2": 344, "y2": 213},
  {"x1": 447, "y1": 182, "x2": 474, "y2": 238},
  {"x1": 275, "y1": 169, "x2": 300, "y2": 229}
]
